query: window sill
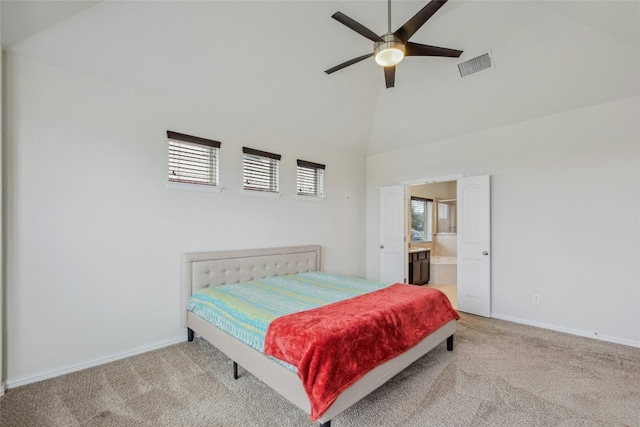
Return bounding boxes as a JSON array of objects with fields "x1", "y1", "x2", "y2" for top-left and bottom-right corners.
[
  {"x1": 166, "y1": 182, "x2": 222, "y2": 193},
  {"x1": 296, "y1": 194, "x2": 325, "y2": 202},
  {"x1": 242, "y1": 189, "x2": 282, "y2": 199}
]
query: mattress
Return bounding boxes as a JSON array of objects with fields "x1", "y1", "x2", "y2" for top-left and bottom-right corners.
[{"x1": 187, "y1": 271, "x2": 388, "y2": 366}]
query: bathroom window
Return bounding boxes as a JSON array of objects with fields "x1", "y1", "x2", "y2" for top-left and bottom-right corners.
[
  {"x1": 410, "y1": 197, "x2": 433, "y2": 243},
  {"x1": 437, "y1": 199, "x2": 457, "y2": 233}
]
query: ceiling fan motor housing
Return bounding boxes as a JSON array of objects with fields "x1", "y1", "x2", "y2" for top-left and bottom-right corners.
[{"x1": 374, "y1": 33, "x2": 406, "y2": 66}]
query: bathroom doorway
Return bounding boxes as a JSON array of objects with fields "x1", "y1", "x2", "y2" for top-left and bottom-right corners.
[
  {"x1": 381, "y1": 174, "x2": 490, "y2": 316},
  {"x1": 407, "y1": 180, "x2": 458, "y2": 307}
]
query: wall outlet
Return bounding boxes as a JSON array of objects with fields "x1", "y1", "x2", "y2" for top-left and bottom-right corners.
[{"x1": 532, "y1": 294, "x2": 541, "y2": 304}]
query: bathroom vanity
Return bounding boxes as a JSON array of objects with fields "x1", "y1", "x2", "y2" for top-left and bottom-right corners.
[{"x1": 408, "y1": 248, "x2": 430, "y2": 285}]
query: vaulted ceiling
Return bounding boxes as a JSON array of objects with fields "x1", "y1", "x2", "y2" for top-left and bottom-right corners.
[{"x1": 2, "y1": 1, "x2": 639, "y2": 155}]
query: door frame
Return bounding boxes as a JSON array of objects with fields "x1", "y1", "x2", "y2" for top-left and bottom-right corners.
[
  {"x1": 401, "y1": 174, "x2": 463, "y2": 282},
  {"x1": 382, "y1": 173, "x2": 491, "y2": 316}
]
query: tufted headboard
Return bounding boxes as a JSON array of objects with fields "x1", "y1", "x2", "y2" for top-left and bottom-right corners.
[{"x1": 181, "y1": 245, "x2": 321, "y2": 327}]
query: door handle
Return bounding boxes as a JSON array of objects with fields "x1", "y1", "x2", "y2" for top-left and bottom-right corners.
[
  {"x1": 482, "y1": 251, "x2": 489, "y2": 256},
  {"x1": 380, "y1": 245, "x2": 384, "y2": 249}
]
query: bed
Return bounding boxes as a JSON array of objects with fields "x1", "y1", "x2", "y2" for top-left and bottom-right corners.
[{"x1": 181, "y1": 245, "x2": 458, "y2": 426}]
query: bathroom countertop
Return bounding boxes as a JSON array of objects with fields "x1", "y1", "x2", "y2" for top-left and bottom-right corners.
[{"x1": 408, "y1": 247, "x2": 431, "y2": 253}]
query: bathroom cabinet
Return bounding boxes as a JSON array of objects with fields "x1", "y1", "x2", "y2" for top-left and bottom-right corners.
[{"x1": 408, "y1": 249, "x2": 430, "y2": 285}]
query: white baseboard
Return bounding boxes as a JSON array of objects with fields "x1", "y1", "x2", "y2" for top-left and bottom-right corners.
[
  {"x1": 0, "y1": 381, "x2": 5, "y2": 396},
  {"x1": 6, "y1": 316, "x2": 638, "y2": 390},
  {"x1": 5, "y1": 335, "x2": 186, "y2": 390},
  {"x1": 491, "y1": 313, "x2": 640, "y2": 349}
]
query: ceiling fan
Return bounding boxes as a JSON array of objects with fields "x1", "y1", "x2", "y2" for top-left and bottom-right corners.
[{"x1": 325, "y1": 0, "x2": 463, "y2": 88}]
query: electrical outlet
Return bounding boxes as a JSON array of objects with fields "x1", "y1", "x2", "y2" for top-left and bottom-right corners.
[{"x1": 532, "y1": 294, "x2": 541, "y2": 304}]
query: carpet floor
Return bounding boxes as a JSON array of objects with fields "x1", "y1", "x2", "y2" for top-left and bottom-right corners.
[{"x1": 1, "y1": 313, "x2": 639, "y2": 426}]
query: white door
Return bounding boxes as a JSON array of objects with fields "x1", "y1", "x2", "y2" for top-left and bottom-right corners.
[
  {"x1": 379, "y1": 185, "x2": 405, "y2": 284},
  {"x1": 457, "y1": 175, "x2": 491, "y2": 317}
]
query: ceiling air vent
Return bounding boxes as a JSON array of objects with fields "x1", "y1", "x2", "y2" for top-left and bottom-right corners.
[{"x1": 457, "y1": 51, "x2": 494, "y2": 78}]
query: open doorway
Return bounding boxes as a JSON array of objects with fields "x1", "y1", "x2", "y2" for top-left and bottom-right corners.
[
  {"x1": 407, "y1": 181, "x2": 458, "y2": 308},
  {"x1": 380, "y1": 174, "x2": 490, "y2": 316}
]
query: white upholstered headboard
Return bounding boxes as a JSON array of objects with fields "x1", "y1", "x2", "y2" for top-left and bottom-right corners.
[{"x1": 181, "y1": 245, "x2": 321, "y2": 326}]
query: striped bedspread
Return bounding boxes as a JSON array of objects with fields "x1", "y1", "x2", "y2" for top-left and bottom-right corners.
[{"x1": 187, "y1": 271, "x2": 388, "y2": 364}]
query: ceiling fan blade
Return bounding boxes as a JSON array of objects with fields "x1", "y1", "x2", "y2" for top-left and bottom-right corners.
[
  {"x1": 405, "y1": 42, "x2": 462, "y2": 58},
  {"x1": 332, "y1": 12, "x2": 383, "y2": 42},
  {"x1": 325, "y1": 53, "x2": 374, "y2": 74},
  {"x1": 394, "y1": 0, "x2": 448, "y2": 43},
  {"x1": 384, "y1": 66, "x2": 395, "y2": 88}
]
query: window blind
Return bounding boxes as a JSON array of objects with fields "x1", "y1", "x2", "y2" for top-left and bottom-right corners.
[
  {"x1": 297, "y1": 159, "x2": 325, "y2": 197},
  {"x1": 242, "y1": 147, "x2": 281, "y2": 192},
  {"x1": 167, "y1": 131, "x2": 220, "y2": 186}
]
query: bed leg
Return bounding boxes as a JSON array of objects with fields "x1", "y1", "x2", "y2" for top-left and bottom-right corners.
[
  {"x1": 187, "y1": 328, "x2": 194, "y2": 342},
  {"x1": 447, "y1": 335, "x2": 454, "y2": 351},
  {"x1": 319, "y1": 421, "x2": 331, "y2": 427},
  {"x1": 233, "y1": 361, "x2": 239, "y2": 380}
]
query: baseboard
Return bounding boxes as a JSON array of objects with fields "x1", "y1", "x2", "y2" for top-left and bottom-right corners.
[
  {"x1": 5, "y1": 335, "x2": 186, "y2": 390},
  {"x1": 0, "y1": 381, "x2": 5, "y2": 396},
  {"x1": 491, "y1": 313, "x2": 640, "y2": 349}
]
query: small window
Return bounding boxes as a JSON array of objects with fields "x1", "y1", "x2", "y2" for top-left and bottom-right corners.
[
  {"x1": 410, "y1": 197, "x2": 433, "y2": 243},
  {"x1": 296, "y1": 159, "x2": 325, "y2": 198},
  {"x1": 437, "y1": 199, "x2": 457, "y2": 233},
  {"x1": 242, "y1": 147, "x2": 281, "y2": 193},
  {"x1": 167, "y1": 131, "x2": 220, "y2": 187}
]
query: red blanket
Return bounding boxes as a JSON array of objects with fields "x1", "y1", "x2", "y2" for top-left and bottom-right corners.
[{"x1": 263, "y1": 284, "x2": 459, "y2": 421}]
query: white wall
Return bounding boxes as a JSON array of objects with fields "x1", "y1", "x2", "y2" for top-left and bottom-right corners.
[
  {"x1": 4, "y1": 54, "x2": 367, "y2": 384},
  {"x1": 367, "y1": 96, "x2": 640, "y2": 346}
]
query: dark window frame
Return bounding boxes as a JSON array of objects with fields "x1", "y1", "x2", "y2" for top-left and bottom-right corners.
[{"x1": 410, "y1": 196, "x2": 433, "y2": 243}]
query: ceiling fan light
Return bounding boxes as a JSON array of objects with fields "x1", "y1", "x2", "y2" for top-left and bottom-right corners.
[
  {"x1": 374, "y1": 34, "x2": 406, "y2": 67},
  {"x1": 375, "y1": 47, "x2": 405, "y2": 66}
]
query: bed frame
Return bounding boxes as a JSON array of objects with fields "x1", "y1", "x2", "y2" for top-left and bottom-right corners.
[{"x1": 182, "y1": 245, "x2": 456, "y2": 426}]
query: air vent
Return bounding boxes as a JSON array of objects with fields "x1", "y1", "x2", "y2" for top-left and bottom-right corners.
[{"x1": 457, "y1": 51, "x2": 494, "y2": 78}]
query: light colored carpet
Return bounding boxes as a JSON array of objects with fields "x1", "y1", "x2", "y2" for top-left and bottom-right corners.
[{"x1": 1, "y1": 313, "x2": 639, "y2": 426}]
